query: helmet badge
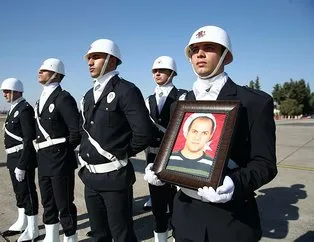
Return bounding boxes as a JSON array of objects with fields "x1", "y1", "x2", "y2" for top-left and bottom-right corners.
[{"x1": 196, "y1": 30, "x2": 206, "y2": 39}]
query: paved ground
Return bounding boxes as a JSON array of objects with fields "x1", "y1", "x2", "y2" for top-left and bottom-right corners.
[{"x1": 0, "y1": 118, "x2": 313, "y2": 241}]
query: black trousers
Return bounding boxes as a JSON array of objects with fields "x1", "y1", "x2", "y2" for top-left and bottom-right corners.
[
  {"x1": 84, "y1": 185, "x2": 137, "y2": 242},
  {"x1": 9, "y1": 168, "x2": 39, "y2": 216},
  {"x1": 39, "y1": 172, "x2": 77, "y2": 236},
  {"x1": 147, "y1": 153, "x2": 177, "y2": 232},
  {"x1": 149, "y1": 183, "x2": 176, "y2": 232}
]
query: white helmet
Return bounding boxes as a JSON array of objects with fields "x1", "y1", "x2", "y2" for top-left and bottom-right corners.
[
  {"x1": 84, "y1": 39, "x2": 122, "y2": 65},
  {"x1": 185, "y1": 25, "x2": 233, "y2": 65},
  {"x1": 0, "y1": 78, "x2": 24, "y2": 92},
  {"x1": 152, "y1": 56, "x2": 177, "y2": 76},
  {"x1": 39, "y1": 58, "x2": 65, "y2": 75}
]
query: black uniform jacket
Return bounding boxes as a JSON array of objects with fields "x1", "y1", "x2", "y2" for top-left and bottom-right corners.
[
  {"x1": 35, "y1": 86, "x2": 80, "y2": 176},
  {"x1": 4, "y1": 100, "x2": 37, "y2": 170},
  {"x1": 79, "y1": 75, "x2": 152, "y2": 191},
  {"x1": 148, "y1": 87, "x2": 187, "y2": 149},
  {"x1": 172, "y1": 78, "x2": 277, "y2": 241}
]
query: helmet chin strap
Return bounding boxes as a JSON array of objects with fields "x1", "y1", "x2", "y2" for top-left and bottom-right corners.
[
  {"x1": 94, "y1": 55, "x2": 110, "y2": 82},
  {"x1": 43, "y1": 72, "x2": 57, "y2": 86},
  {"x1": 192, "y1": 48, "x2": 228, "y2": 80},
  {"x1": 160, "y1": 70, "x2": 174, "y2": 86},
  {"x1": 10, "y1": 90, "x2": 13, "y2": 105}
]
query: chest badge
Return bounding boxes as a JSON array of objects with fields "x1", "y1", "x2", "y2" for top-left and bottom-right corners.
[
  {"x1": 107, "y1": 92, "x2": 115, "y2": 103},
  {"x1": 14, "y1": 110, "x2": 19, "y2": 118},
  {"x1": 49, "y1": 104, "x2": 55, "y2": 113}
]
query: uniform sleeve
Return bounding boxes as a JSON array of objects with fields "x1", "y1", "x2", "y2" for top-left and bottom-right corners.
[
  {"x1": 17, "y1": 107, "x2": 36, "y2": 170},
  {"x1": 57, "y1": 93, "x2": 81, "y2": 149},
  {"x1": 120, "y1": 86, "x2": 153, "y2": 157},
  {"x1": 229, "y1": 97, "x2": 277, "y2": 201}
]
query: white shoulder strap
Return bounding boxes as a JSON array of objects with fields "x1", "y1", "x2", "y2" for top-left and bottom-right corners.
[
  {"x1": 34, "y1": 102, "x2": 51, "y2": 140},
  {"x1": 4, "y1": 127, "x2": 23, "y2": 142},
  {"x1": 80, "y1": 98, "x2": 120, "y2": 161}
]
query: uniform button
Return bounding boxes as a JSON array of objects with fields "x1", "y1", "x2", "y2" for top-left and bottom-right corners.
[
  {"x1": 90, "y1": 121, "x2": 94, "y2": 125},
  {"x1": 158, "y1": 119, "x2": 162, "y2": 122},
  {"x1": 106, "y1": 108, "x2": 108, "y2": 110},
  {"x1": 37, "y1": 136, "x2": 40, "y2": 138},
  {"x1": 157, "y1": 138, "x2": 161, "y2": 141},
  {"x1": 87, "y1": 153, "x2": 90, "y2": 157}
]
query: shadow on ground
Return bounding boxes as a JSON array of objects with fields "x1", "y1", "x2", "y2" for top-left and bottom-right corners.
[{"x1": 257, "y1": 184, "x2": 307, "y2": 240}]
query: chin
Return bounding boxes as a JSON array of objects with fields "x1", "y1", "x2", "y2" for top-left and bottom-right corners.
[{"x1": 91, "y1": 74, "x2": 100, "y2": 78}]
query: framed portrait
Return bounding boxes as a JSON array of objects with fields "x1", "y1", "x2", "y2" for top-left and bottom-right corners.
[{"x1": 152, "y1": 100, "x2": 240, "y2": 190}]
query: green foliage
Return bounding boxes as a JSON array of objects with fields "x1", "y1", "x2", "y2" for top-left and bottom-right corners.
[
  {"x1": 248, "y1": 76, "x2": 261, "y2": 90},
  {"x1": 255, "y1": 76, "x2": 261, "y2": 90},
  {"x1": 272, "y1": 79, "x2": 314, "y2": 115},
  {"x1": 249, "y1": 80, "x2": 255, "y2": 88},
  {"x1": 279, "y1": 99, "x2": 303, "y2": 116}
]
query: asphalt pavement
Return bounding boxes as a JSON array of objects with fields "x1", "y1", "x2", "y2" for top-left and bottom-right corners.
[{"x1": 0, "y1": 118, "x2": 313, "y2": 242}]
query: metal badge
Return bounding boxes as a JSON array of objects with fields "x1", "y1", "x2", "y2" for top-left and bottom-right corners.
[
  {"x1": 107, "y1": 92, "x2": 115, "y2": 103},
  {"x1": 49, "y1": 104, "x2": 55, "y2": 113},
  {"x1": 14, "y1": 111, "x2": 19, "y2": 118}
]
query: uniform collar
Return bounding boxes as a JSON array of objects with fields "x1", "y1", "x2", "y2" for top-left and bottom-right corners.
[{"x1": 10, "y1": 96, "x2": 25, "y2": 114}]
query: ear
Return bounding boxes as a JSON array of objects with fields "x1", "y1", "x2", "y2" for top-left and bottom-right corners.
[
  {"x1": 223, "y1": 52, "x2": 232, "y2": 65},
  {"x1": 108, "y1": 56, "x2": 118, "y2": 70}
]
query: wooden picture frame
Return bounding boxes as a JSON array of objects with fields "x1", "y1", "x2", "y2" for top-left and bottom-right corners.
[{"x1": 152, "y1": 100, "x2": 240, "y2": 190}]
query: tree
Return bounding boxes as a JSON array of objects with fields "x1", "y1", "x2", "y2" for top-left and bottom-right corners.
[
  {"x1": 254, "y1": 76, "x2": 261, "y2": 90},
  {"x1": 249, "y1": 80, "x2": 255, "y2": 89},
  {"x1": 280, "y1": 99, "x2": 303, "y2": 116},
  {"x1": 272, "y1": 79, "x2": 314, "y2": 115},
  {"x1": 248, "y1": 76, "x2": 261, "y2": 90}
]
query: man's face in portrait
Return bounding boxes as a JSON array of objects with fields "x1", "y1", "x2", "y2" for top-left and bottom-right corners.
[{"x1": 185, "y1": 117, "x2": 215, "y2": 154}]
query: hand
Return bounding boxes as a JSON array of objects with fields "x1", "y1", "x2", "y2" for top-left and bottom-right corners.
[
  {"x1": 197, "y1": 176, "x2": 234, "y2": 203},
  {"x1": 14, "y1": 168, "x2": 26, "y2": 182},
  {"x1": 144, "y1": 163, "x2": 165, "y2": 186}
]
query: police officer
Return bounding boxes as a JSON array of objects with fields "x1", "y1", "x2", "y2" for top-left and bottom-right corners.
[
  {"x1": 145, "y1": 26, "x2": 277, "y2": 242},
  {"x1": 78, "y1": 39, "x2": 152, "y2": 242},
  {"x1": 144, "y1": 56, "x2": 187, "y2": 242},
  {"x1": 34, "y1": 58, "x2": 80, "y2": 242},
  {"x1": 1, "y1": 78, "x2": 39, "y2": 241}
]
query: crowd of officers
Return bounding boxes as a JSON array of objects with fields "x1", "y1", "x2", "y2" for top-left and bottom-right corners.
[{"x1": 1, "y1": 25, "x2": 277, "y2": 242}]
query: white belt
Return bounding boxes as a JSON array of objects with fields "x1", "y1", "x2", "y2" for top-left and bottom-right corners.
[
  {"x1": 78, "y1": 155, "x2": 128, "y2": 173},
  {"x1": 5, "y1": 144, "x2": 24, "y2": 154},
  {"x1": 33, "y1": 137, "x2": 66, "y2": 152},
  {"x1": 147, "y1": 147, "x2": 159, "y2": 154}
]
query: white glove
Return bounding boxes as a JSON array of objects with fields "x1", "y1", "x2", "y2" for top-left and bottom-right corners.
[
  {"x1": 14, "y1": 168, "x2": 26, "y2": 182},
  {"x1": 144, "y1": 163, "x2": 165, "y2": 186},
  {"x1": 197, "y1": 176, "x2": 234, "y2": 203}
]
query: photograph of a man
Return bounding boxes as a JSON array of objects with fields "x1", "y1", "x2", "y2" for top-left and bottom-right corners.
[{"x1": 167, "y1": 113, "x2": 218, "y2": 178}]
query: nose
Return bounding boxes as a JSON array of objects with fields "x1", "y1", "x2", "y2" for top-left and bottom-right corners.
[
  {"x1": 196, "y1": 48, "x2": 206, "y2": 57},
  {"x1": 88, "y1": 58, "x2": 94, "y2": 66},
  {"x1": 193, "y1": 132, "x2": 201, "y2": 140}
]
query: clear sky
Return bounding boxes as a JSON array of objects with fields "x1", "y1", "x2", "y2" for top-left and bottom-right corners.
[{"x1": 0, "y1": 0, "x2": 313, "y2": 110}]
